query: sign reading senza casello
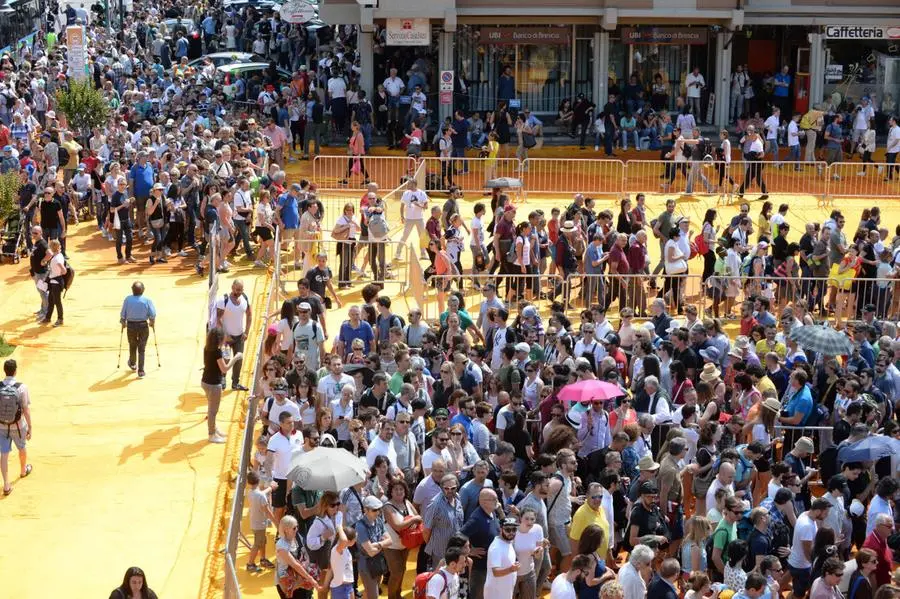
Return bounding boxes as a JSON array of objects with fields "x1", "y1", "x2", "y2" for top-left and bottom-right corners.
[
  {"x1": 385, "y1": 18, "x2": 431, "y2": 46},
  {"x1": 824, "y1": 25, "x2": 900, "y2": 40}
]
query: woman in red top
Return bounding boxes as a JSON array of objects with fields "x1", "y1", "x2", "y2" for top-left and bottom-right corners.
[{"x1": 342, "y1": 120, "x2": 369, "y2": 185}]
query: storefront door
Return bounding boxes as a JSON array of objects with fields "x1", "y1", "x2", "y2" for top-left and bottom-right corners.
[{"x1": 627, "y1": 43, "x2": 688, "y2": 112}]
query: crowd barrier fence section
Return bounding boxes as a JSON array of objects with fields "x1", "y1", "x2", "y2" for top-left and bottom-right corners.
[
  {"x1": 223, "y1": 229, "x2": 282, "y2": 599},
  {"x1": 825, "y1": 162, "x2": 900, "y2": 199},
  {"x1": 412, "y1": 270, "x2": 900, "y2": 327}
]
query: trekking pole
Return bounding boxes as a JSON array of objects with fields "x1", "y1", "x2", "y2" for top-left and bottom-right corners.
[
  {"x1": 117, "y1": 326, "x2": 124, "y2": 369},
  {"x1": 151, "y1": 324, "x2": 161, "y2": 368}
]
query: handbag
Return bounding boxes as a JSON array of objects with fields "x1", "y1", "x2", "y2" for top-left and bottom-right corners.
[
  {"x1": 150, "y1": 218, "x2": 164, "y2": 229},
  {"x1": 307, "y1": 517, "x2": 334, "y2": 569},
  {"x1": 113, "y1": 211, "x2": 121, "y2": 230},
  {"x1": 363, "y1": 518, "x2": 388, "y2": 577},
  {"x1": 351, "y1": 156, "x2": 362, "y2": 174},
  {"x1": 398, "y1": 515, "x2": 425, "y2": 549},
  {"x1": 279, "y1": 532, "x2": 321, "y2": 594},
  {"x1": 331, "y1": 224, "x2": 351, "y2": 241},
  {"x1": 522, "y1": 132, "x2": 537, "y2": 149}
]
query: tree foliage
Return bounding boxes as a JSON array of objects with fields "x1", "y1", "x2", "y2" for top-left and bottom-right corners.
[
  {"x1": 0, "y1": 170, "x2": 20, "y2": 224},
  {"x1": 55, "y1": 79, "x2": 110, "y2": 137}
]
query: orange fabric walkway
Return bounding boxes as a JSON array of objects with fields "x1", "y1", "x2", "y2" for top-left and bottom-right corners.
[{"x1": 0, "y1": 221, "x2": 268, "y2": 598}]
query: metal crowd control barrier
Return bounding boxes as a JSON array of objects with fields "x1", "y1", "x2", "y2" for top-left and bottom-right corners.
[
  {"x1": 313, "y1": 155, "x2": 418, "y2": 191},
  {"x1": 310, "y1": 238, "x2": 410, "y2": 286},
  {"x1": 409, "y1": 268, "x2": 900, "y2": 328},
  {"x1": 520, "y1": 158, "x2": 624, "y2": 197},
  {"x1": 825, "y1": 162, "x2": 900, "y2": 199},
  {"x1": 223, "y1": 228, "x2": 281, "y2": 599},
  {"x1": 421, "y1": 156, "x2": 521, "y2": 195}
]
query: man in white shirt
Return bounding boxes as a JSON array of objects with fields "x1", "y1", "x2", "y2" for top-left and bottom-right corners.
[
  {"x1": 641, "y1": 376, "x2": 672, "y2": 425},
  {"x1": 485, "y1": 517, "x2": 520, "y2": 599},
  {"x1": 414, "y1": 459, "x2": 446, "y2": 511},
  {"x1": 685, "y1": 66, "x2": 705, "y2": 121},
  {"x1": 851, "y1": 97, "x2": 875, "y2": 146},
  {"x1": 886, "y1": 115, "x2": 900, "y2": 182},
  {"x1": 787, "y1": 498, "x2": 831, "y2": 599},
  {"x1": 395, "y1": 178, "x2": 429, "y2": 261},
  {"x1": 266, "y1": 412, "x2": 304, "y2": 523},
  {"x1": 232, "y1": 177, "x2": 254, "y2": 260},
  {"x1": 422, "y1": 429, "x2": 454, "y2": 476},
  {"x1": 763, "y1": 107, "x2": 781, "y2": 164},
  {"x1": 787, "y1": 113, "x2": 802, "y2": 170},
  {"x1": 426, "y1": 545, "x2": 467, "y2": 599},
  {"x1": 317, "y1": 355, "x2": 355, "y2": 404},
  {"x1": 705, "y1": 461, "x2": 736, "y2": 513},
  {"x1": 365, "y1": 419, "x2": 399, "y2": 470},
  {"x1": 215, "y1": 280, "x2": 252, "y2": 391},
  {"x1": 382, "y1": 68, "x2": 405, "y2": 121},
  {"x1": 574, "y1": 324, "x2": 606, "y2": 370},
  {"x1": 618, "y1": 544, "x2": 654, "y2": 599}
]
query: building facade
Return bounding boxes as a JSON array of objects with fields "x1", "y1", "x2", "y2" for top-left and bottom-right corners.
[{"x1": 320, "y1": 0, "x2": 900, "y2": 127}]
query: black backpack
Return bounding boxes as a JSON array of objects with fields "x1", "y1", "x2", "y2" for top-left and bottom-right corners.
[
  {"x1": 57, "y1": 146, "x2": 71, "y2": 166},
  {"x1": 62, "y1": 260, "x2": 75, "y2": 296}
]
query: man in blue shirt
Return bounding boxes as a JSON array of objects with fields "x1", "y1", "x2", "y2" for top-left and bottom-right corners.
[
  {"x1": 119, "y1": 281, "x2": 157, "y2": 378},
  {"x1": 128, "y1": 151, "x2": 155, "y2": 239},
  {"x1": 334, "y1": 305, "x2": 375, "y2": 360},
  {"x1": 853, "y1": 324, "x2": 876, "y2": 369},
  {"x1": 450, "y1": 396, "x2": 476, "y2": 439},
  {"x1": 450, "y1": 110, "x2": 469, "y2": 171},
  {"x1": 276, "y1": 183, "x2": 302, "y2": 268},
  {"x1": 781, "y1": 369, "x2": 813, "y2": 429},
  {"x1": 773, "y1": 65, "x2": 792, "y2": 116},
  {"x1": 460, "y1": 487, "x2": 500, "y2": 599}
]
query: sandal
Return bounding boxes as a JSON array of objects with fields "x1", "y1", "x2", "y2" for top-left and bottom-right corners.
[
  {"x1": 3, "y1": 487, "x2": 11, "y2": 496},
  {"x1": 21, "y1": 464, "x2": 32, "y2": 478}
]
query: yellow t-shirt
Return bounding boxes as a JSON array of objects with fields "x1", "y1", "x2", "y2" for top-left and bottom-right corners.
[
  {"x1": 755, "y1": 340, "x2": 786, "y2": 360},
  {"x1": 569, "y1": 502, "x2": 610, "y2": 549},
  {"x1": 62, "y1": 140, "x2": 82, "y2": 170},
  {"x1": 755, "y1": 373, "x2": 777, "y2": 396}
]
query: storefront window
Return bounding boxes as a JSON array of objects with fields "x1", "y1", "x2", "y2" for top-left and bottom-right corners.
[
  {"x1": 823, "y1": 39, "x2": 900, "y2": 124},
  {"x1": 456, "y1": 25, "x2": 577, "y2": 114}
]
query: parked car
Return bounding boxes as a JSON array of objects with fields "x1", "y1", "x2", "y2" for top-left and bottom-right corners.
[
  {"x1": 187, "y1": 52, "x2": 260, "y2": 70},
  {"x1": 216, "y1": 62, "x2": 294, "y2": 98}
]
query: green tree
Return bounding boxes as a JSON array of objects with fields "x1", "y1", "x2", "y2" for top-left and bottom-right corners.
[
  {"x1": 54, "y1": 79, "x2": 110, "y2": 140},
  {"x1": 0, "y1": 170, "x2": 20, "y2": 224}
]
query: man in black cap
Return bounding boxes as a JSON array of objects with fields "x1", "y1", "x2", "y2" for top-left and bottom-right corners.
[
  {"x1": 485, "y1": 515, "x2": 520, "y2": 599},
  {"x1": 119, "y1": 281, "x2": 157, "y2": 378},
  {"x1": 628, "y1": 480, "x2": 670, "y2": 550}
]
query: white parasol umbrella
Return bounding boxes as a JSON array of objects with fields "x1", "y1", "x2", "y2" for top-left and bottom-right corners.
[
  {"x1": 485, "y1": 177, "x2": 523, "y2": 189},
  {"x1": 286, "y1": 447, "x2": 368, "y2": 491}
]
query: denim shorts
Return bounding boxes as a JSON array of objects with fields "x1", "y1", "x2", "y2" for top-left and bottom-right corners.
[{"x1": 0, "y1": 424, "x2": 26, "y2": 454}]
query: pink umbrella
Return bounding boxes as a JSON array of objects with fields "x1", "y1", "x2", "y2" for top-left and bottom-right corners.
[{"x1": 557, "y1": 380, "x2": 625, "y2": 404}]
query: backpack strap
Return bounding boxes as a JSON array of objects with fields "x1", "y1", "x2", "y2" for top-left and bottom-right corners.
[{"x1": 546, "y1": 473, "x2": 566, "y2": 514}]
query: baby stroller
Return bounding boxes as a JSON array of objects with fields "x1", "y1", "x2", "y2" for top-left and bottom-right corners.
[{"x1": 0, "y1": 210, "x2": 25, "y2": 264}]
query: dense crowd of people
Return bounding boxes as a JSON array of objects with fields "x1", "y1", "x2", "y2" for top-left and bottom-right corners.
[{"x1": 0, "y1": 2, "x2": 897, "y2": 599}]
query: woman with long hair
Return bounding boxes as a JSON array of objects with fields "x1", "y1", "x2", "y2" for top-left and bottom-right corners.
[
  {"x1": 680, "y1": 515, "x2": 712, "y2": 576},
  {"x1": 271, "y1": 300, "x2": 296, "y2": 358},
  {"x1": 366, "y1": 455, "x2": 393, "y2": 501},
  {"x1": 514, "y1": 506, "x2": 549, "y2": 599},
  {"x1": 201, "y1": 327, "x2": 242, "y2": 443},
  {"x1": 315, "y1": 406, "x2": 336, "y2": 447},
  {"x1": 832, "y1": 244, "x2": 862, "y2": 328},
  {"x1": 382, "y1": 480, "x2": 421, "y2": 599},
  {"x1": 758, "y1": 201, "x2": 773, "y2": 241},
  {"x1": 554, "y1": 335, "x2": 577, "y2": 371},
  {"x1": 432, "y1": 362, "x2": 460, "y2": 410},
  {"x1": 810, "y1": 527, "x2": 838, "y2": 581},
  {"x1": 43, "y1": 238, "x2": 66, "y2": 326},
  {"x1": 616, "y1": 197, "x2": 634, "y2": 234},
  {"x1": 347, "y1": 418, "x2": 369, "y2": 458},
  {"x1": 297, "y1": 370, "x2": 319, "y2": 427},
  {"x1": 692, "y1": 422, "x2": 721, "y2": 515},
  {"x1": 574, "y1": 524, "x2": 616, "y2": 598},
  {"x1": 254, "y1": 189, "x2": 276, "y2": 267},
  {"x1": 276, "y1": 515, "x2": 321, "y2": 599},
  {"x1": 307, "y1": 490, "x2": 346, "y2": 586},
  {"x1": 109, "y1": 566, "x2": 159, "y2": 599},
  {"x1": 505, "y1": 409, "x2": 535, "y2": 477},
  {"x1": 446, "y1": 423, "x2": 479, "y2": 482},
  {"x1": 341, "y1": 121, "x2": 369, "y2": 185},
  {"x1": 731, "y1": 373, "x2": 761, "y2": 419}
]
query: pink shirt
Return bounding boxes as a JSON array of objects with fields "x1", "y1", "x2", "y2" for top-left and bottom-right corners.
[{"x1": 264, "y1": 125, "x2": 287, "y2": 149}]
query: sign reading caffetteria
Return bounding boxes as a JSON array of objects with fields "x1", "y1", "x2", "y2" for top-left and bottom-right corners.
[
  {"x1": 385, "y1": 18, "x2": 431, "y2": 46},
  {"x1": 479, "y1": 27, "x2": 571, "y2": 45},
  {"x1": 621, "y1": 27, "x2": 708, "y2": 45},
  {"x1": 824, "y1": 25, "x2": 900, "y2": 39}
]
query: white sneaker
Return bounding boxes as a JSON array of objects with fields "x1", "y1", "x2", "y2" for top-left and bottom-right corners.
[
  {"x1": 857, "y1": 171, "x2": 866, "y2": 176},
  {"x1": 208, "y1": 433, "x2": 226, "y2": 443},
  {"x1": 177, "y1": 250, "x2": 188, "y2": 257},
  {"x1": 594, "y1": 145, "x2": 599, "y2": 151}
]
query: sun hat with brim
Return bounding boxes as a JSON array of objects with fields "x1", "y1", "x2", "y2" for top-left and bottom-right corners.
[
  {"x1": 699, "y1": 363, "x2": 721, "y2": 382},
  {"x1": 762, "y1": 397, "x2": 781, "y2": 413},
  {"x1": 560, "y1": 220, "x2": 577, "y2": 233},
  {"x1": 699, "y1": 347, "x2": 721, "y2": 363},
  {"x1": 734, "y1": 336, "x2": 751, "y2": 350},
  {"x1": 794, "y1": 436, "x2": 815, "y2": 454},
  {"x1": 638, "y1": 455, "x2": 660, "y2": 471}
]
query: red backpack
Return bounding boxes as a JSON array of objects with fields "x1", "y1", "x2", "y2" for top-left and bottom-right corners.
[
  {"x1": 694, "y1": 231, "x2": 709, "y2": 256},
  {"x1": 414, "y1": 570, "x2": 449, "y2": 599}
]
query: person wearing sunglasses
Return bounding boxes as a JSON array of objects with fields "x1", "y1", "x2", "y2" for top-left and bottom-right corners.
[
  {"x1": 484, "y1": 516, "x2": 521, "y2": 599},
  {"x1": 423, "y1": 474, "x2": 464, "y2": 572}
]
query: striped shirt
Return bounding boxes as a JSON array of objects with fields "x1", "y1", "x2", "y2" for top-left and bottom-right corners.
[{"x1": 423, "y1": 493, "x2": 464, "y2": 558}]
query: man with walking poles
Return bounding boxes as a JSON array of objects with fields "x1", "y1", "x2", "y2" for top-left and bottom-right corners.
[{"x1": 120, "y1": 281, "x2": 157, "y2": 379}]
